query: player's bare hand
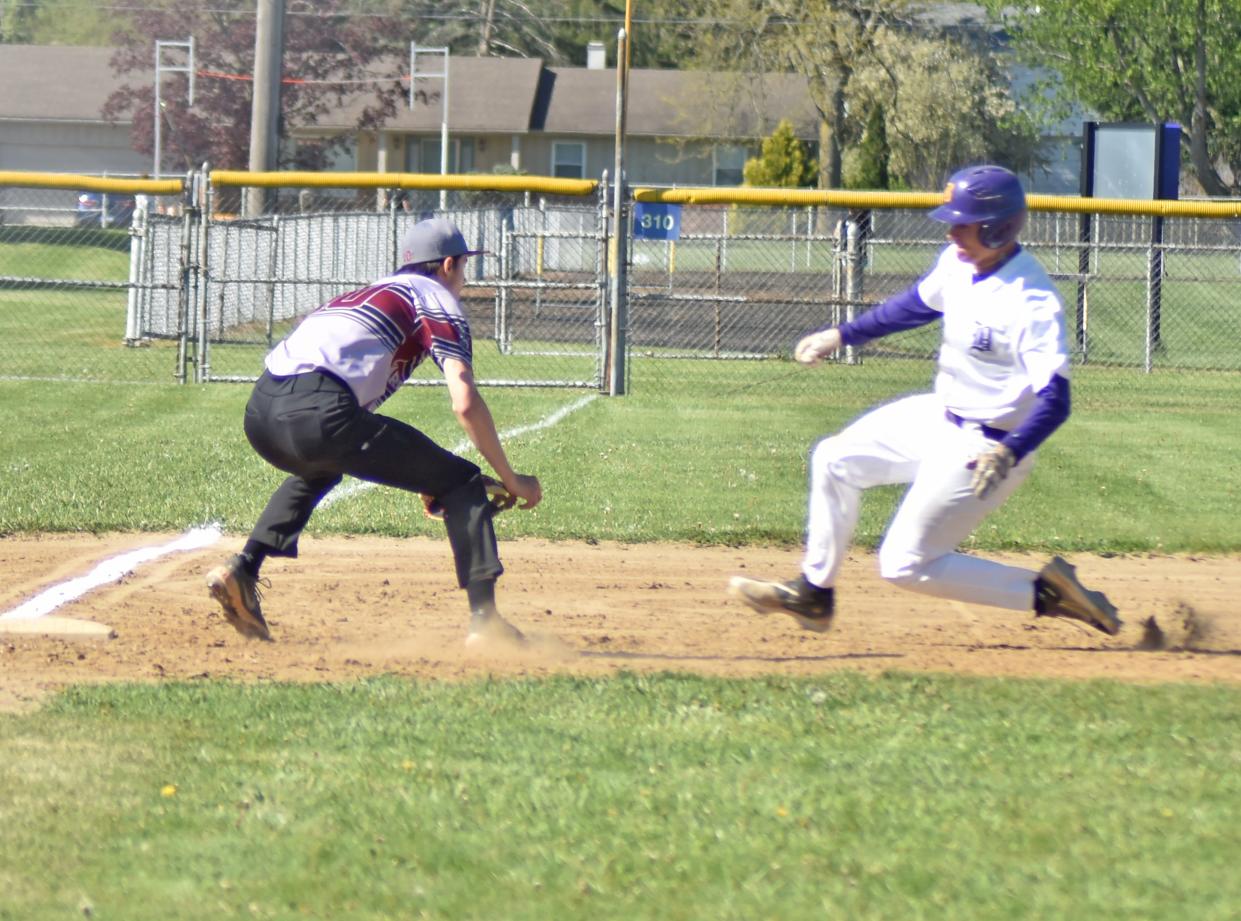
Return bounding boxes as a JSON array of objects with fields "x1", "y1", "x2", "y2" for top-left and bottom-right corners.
[
  {"x1": 794, "y1": 328, "x2": 842, "y2": 366},
  {"x1": 504, "y1": 473, "x2": 542, "y2": 510},
  {"x1": 967, "y1": 443, "x2": 1015, "y2": 499}
]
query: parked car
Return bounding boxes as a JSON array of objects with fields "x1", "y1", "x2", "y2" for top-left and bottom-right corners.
[{"x1": 74, "y1": 191, "x2": 136, "y2": 228}]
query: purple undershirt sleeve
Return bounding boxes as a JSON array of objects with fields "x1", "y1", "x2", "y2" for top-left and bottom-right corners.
[
  {"x1": 1002, "y1": 373, "x2": 1071, "y2": 462},
  {"x1": 836, "y1": 286, "x2": 941, "y2": 348}
]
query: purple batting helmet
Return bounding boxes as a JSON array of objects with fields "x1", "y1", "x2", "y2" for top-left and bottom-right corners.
[{"x1": 929, "y1": 165, "x2": 1027, "y2": 249}]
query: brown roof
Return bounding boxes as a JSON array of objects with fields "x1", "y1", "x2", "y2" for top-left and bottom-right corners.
[
  {"x1": 0, "y1": 45, "x2": 122, "y2": 122},
  {"x1": 541, "y1": 66, "x2": 818, "y2": 141},
  {"x1": 322, "y1": 55, "x2": 546, "y2": 134}
]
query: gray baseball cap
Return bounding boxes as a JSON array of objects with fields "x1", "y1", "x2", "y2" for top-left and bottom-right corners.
[{"x1": 399, "y1": 217, "x2": 485, "y2": 266}]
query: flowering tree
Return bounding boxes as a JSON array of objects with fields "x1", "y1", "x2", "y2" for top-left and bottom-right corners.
[{"x1": 101, "y1": 1, "x2": 406, "y2": 171}]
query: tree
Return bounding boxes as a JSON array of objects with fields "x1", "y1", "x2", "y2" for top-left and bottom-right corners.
[
  {"x1": 846, "y1": 104, "x2": 890, "y2": 189},
  {"x1": 986, "y1": 0, "x2": 1241, "y2": 196},
  {"x1": 379, "y1": 0, "x2": 695, "y2": 68},
  {"x1": 743, "y1": 119, "x2": 817, "y2": 188},
  {"x1": 546, "y1": 0, "x2": 699, "y2": 68},
  {"x1": 846, "y1": 30, "x2": 1043, "y2": 188},
  {"x1": 0, "y1": 0, "x2": 111, "y2": 43},
  {"x1": 101, "y1": 1, "x2": 406, "y2": 172},
  {"x1": 389, "y1": 0, "x2": 560, "y2": 61},
  {"x1": 679, "y1": 0, "x2": 915, "y2": 189}
]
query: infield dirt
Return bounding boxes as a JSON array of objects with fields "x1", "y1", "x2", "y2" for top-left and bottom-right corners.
[{"x1": 2, "y1": 534, "x2": 1239, "y2": 710}]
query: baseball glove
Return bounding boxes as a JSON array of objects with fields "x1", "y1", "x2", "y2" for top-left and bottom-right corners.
[
  {"x1": 967, "y1": 443, "x2": 1015, "y2": 500},
  {"x1": 422, "y1": 475, "x2": 517, "y2": 520}
]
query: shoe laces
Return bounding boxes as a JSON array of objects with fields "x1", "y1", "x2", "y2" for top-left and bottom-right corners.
[{"x1": 237, "y1": 570, "x2": 271, "y2": 610}]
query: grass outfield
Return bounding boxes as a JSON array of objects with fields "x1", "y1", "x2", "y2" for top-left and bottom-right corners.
[
  {"x1": 0, "y1": 361, "x2": 1237, "y2": 551},
  {"x1": 3, "y1": 230, "x2": 1237, "y2": 920},
  {"x1": 1, "y1": 674, "x2": 1238, "y2": 920}
]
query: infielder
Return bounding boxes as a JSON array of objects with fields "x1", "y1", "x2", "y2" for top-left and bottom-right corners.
[
  {"x1": 207, "y1": 218, "x2": 541, "y2": 646},
  {"x1": 730, "y1": 165, "x2": 1121, "y2": 636}
]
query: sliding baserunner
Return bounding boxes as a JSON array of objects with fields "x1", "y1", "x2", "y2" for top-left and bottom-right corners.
[{"x1": 730, "y1": 165, "x2": 1120, "y2": 637}]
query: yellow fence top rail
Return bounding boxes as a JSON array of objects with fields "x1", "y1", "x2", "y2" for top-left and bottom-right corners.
[
  {"x1": 5, "y1": 169, "x2": 1240, "y2": 218},
  {"x1": 210, "y1": 170, "x2": 599, "y2": 197},
  {"x1": 0, "y1": 172, "x2": 184, "y2": 195},
  {"x1": 633, "y1": 185, "x2": 1241, "y2": 219},
  {"x1": 634, "y1": 187, "x2": 943, "y2": 209}
]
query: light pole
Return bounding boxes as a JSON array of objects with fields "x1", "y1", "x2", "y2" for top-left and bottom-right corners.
[
  {"x1": 153, "y1": 38, "x2": 195, "y2": 180},
  {"x1": 409, "y1": 44, "x2": 450, "y2": 211}
]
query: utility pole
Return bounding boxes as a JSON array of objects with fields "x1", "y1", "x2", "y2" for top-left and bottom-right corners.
[
  {"x1": 477, "y1": 0, "x2": 497, "y2": 55},
  {"x1": 246, "y1": 0, "x2": 285, "y2": 217}
]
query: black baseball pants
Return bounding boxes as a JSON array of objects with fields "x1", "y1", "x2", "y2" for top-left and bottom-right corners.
[{"x1": 242, "y1": 369, "x2": 503, "y2": 587}]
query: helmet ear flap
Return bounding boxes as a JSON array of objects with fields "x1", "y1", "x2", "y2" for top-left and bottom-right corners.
[{"x1": 979, "y1": 210, "x2": 1026, "y2": 249}]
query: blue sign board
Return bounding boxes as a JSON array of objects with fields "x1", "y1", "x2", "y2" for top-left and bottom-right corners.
[{"x1": 633, "y1": 202, "x2": 681, "y2": 240}]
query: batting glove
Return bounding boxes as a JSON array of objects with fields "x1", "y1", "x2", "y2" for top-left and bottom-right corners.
[{"x1": 968, "y1": 443, "x2": 1016, "y2": 500}]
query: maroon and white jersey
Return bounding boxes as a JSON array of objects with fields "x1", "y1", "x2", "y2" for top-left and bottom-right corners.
[{"x1": 266, "y1": 271, "x2": 472, "y2": 411}]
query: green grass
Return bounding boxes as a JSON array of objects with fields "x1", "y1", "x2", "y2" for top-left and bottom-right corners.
[
  {"x1": 3, "y1": 208, "x2": 1238, "y2": 921},
  {"x1": 0, "y1": 358, "x2": 1238, "y2": 551},
  {"x1": 0, "y1": 225, "x2": 131, "y2": 277},
  {"x1": 1, "y1": 674, "x2": 1238, "y2": 921}
]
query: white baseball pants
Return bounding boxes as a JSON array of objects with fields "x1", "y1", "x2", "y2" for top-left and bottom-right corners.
[{"x1": 802, "y1": 393, "x2": 1038, "y2": 611}]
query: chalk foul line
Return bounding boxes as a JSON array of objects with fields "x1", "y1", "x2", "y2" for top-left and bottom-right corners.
[
  {"x1": 1, "y1": 525, "x2": 222, "y2": 621},
  {"x1": 2, "y1": 393, "x2": 598, "y2": 621},
  {"x1": 321, "y1": 392, "x2": 598, "y2": 509}
]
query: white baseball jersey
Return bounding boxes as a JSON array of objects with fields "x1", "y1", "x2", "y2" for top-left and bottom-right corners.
[
  {"x1": 266, "y1": 271, "x2": 471, "y2": 412},
  {"x1": 917, "y1": 245, "x2": 1069, "y2": 431},
  {"x1": 802, "y1": 243, "x2": 1072, "y2": 610}
]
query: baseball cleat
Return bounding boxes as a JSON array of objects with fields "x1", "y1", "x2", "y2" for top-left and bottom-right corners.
[
  {"x1": 728, "y1": 575, "x2": 835, "y2": 632},
  {"x1": 465, "y1": 611, "x2": 527, "y2": 649},
  {"x1": 206, "y1": 555, "x2": 273, "y2": 641},
  {"x1": 1036, "y1": 556, "x2": 1121, "y2": 636}
]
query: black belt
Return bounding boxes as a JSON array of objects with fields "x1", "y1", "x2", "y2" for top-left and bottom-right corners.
[
  {"x1": 265, "y1": 367, "x2": 352, "y2": 393},
  {"x1": 945, "y1": 410, "x2": 1008, "y2": 443}
]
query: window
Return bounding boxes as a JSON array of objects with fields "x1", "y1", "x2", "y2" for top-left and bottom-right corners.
[
  {"x1": 405, "y1": 137, "x2": 475, "y2": 173},
  {"x1": 286, "y1": 136, "x2": 356, "y2": 172},
  {"x1": 324, "y1": 138, "x2": 357, "y2": 172},
  {"x1": 713, "y1": 145, "x2": 748, "y2": 186},
  {"x1": 552, "y1": 141, "x2": 586, "y2": 179}
]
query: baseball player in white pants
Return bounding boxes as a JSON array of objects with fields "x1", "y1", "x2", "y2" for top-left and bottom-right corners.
[{"x1": 730, "y1": 165, "x2": 1121, "y2": 636}]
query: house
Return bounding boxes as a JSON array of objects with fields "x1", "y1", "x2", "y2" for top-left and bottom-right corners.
[
  {"x1": 0, "y1": 42, "x2": 817, "y2": 194},
  {"x1": 0, "y1": 29, "x2": 1081, "y2": 209},
  {"x1": 0, "y1": 45, "x2": 152, "y2": 176}
]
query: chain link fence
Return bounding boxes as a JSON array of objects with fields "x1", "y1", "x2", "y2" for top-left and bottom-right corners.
[
  {"x1": 3, "y1": 170, "x2": 1241, "y2": 405},
  {"x1": 0, "y1": 178, "x2": 186, "y2": 384},
  {"x1": 185, "y1": 178, "x2": 608, "y2": 388}
]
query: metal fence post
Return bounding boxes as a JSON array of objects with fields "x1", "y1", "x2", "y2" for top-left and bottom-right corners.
[
  {"x1": 175, "y1": 174, "x2": 198, "y2": 384},
  {"x1": 831, "y1": 218, "x2": 845, "y2": 330},
  {"x1": 1075, "y1": 210, "x2": 1091, "y2": 362},
  {"x1": 595, "y1": 171, "x2": 610, "y2": 391},
  {"x1": 193, "y1": 168, "x2": 210, "y2": 383},
  {"x1": 844, "y1": 219, "x2": 863, "y2": 366},
  {"x1": 1147, "y1": 215, "x2": 1165, "y2": 366},
  {"x1": 265, "y1": 214, "x2": 281, "y2": 349},
  {"x1": 606, "y1": 28, "x2": 629, "y2": 396},
  {"x1": 125, "y1": 205, "x2": 146, "y2": 345},
  {"x1": 498, "y1": 220, "x2": 510, "y2": 353}
]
